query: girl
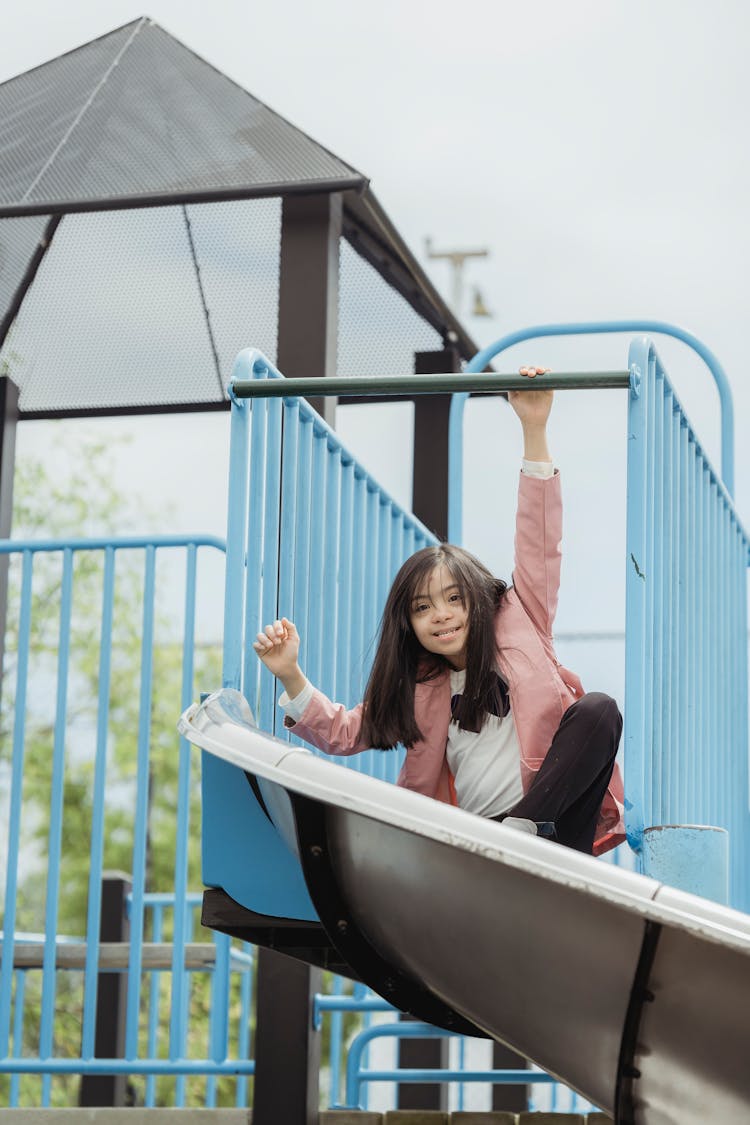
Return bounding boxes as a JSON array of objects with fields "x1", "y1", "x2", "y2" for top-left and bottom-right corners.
[{"x1": 253, "y1": 371, "x2": 624, "y2": 856}]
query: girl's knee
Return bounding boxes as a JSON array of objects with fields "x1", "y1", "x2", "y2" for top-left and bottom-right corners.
[{"x1": 578, "y1": 691, "x2": 622, "y2": 731}]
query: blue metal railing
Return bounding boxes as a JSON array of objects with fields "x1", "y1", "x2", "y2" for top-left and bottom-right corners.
[
  {"x1": 624, "y1": 338, "x2": 750, "y2": 907},
  {"x1": 0, "y1": 534, "x2": 257, "y2": 1105},
  {"x1": 222, "y1": 348, "x2": 437, "y2": 771}
]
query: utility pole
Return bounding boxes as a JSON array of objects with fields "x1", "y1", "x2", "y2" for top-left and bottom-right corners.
[{"x1": 425, "y1": 238, "x2": 491, "y2": 319}]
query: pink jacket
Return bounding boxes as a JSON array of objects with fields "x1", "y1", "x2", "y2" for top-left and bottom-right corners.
[{"x1": 287, "y1": 471, "x2": 626, "y2": 856}]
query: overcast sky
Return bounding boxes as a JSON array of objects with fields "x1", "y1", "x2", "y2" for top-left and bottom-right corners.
[{"x1": 1, "y1": 0, "x2": 748, "y2": 697}]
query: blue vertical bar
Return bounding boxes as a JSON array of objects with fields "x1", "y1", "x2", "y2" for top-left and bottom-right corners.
[
  {"x1": 306, "y1": 434, "x2": 327, "y2": 698},
  {"x1": 336, "y1": 461, "x2": 355, "y2": 708},
  {"x1": 170, "y1": 546, "x2": 197, "y2": 1058},
  {"x1": 674, "y1": 416, "x2": 689, "y2": 823},
  {"x1": 175, "y1": 903, "x2": 196, "y2": 1107},
  {"x1": 243, "y1": 395, "x2": 267, "y2": 716},
  {"x1": 39, "y1": 547, "x2": 74, "y2": 1103},
  {"x1": 688, "y1": 443, "x2": 701, "y2": 823},
  {"x1": 361, "y1": 486, "x2": 380, "y2": 777},
  {"x1": 278, "y1": 401, "x2": 300, "y2": 735},
  {"x1": 292, "y1": 418, "x2": 313, "y2": 698},
  {"x1": 145, "y1": 902, "x2": 164, "y2": 1107},
  {"x1": 208, "y1": 935, "x2": 231, "y2": 1086},
  {"x1": 10, "y1": 970, "x2": 25, "y2": 1105},
  {"x1": 259, "y1": 398, "x2": 283, "y2": 735},
  {"x1": 256, "y1": 400, "x2": 283, "y2": 733},
  {"x1": 665, "y1": 389, "x2": 679, "y2": 828},
  {"x1": 0, "y1": 550, "x2": 33, "y2": 1054},
  {"x1": 82, "y1": 547, "x2": 116, "y2": 1058},
  {"x1": 235, "y1": 944, "x2": 254, "y2": 1107},
  {"x1": 624, "y1": 341, "x2": 649, "y2": 849},
  {"x1": 375, "y1": 500, "x2": 392, "y2": 779},
  {"x1": 126, "y1": 545, "x2": 157, "y2": 1059},
  {"x1": 694, "y1": 456, "x2": 706, "y2": 823},
  {"x1": 650, "y1": 373, "x2": 664, "y2": 821},
  {"x1": 329, "y1": 975, "x2": 345, "y2": 1107},
  {"x1": 322, "y1": 445, "x2": 341, "y2": 700},
  {"x1": 224, "y1": 398, "x2": 250, "y2": 689},
  {"x1": 349, "y1": 472, "x2": 368, "y2": 707},
  {"x1": 717, "y1": 498, "x2": 729, "y2": 829}
]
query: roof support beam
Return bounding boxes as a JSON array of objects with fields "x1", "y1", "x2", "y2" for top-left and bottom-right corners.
[
  {"x1": 0, "y1": 214, "x2": 61, "y2": 354},
  {"x1": 277, "y1": 193, "x2": 342, "y2": 427}
]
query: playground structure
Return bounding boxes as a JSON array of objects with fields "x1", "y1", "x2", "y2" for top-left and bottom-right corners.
[
  {"x1": 0, "y1": 17, "x2": 748, "y2": 1124},
  {"x1": 1, "y1": 324, "x2": 749, "y2": 1121}
]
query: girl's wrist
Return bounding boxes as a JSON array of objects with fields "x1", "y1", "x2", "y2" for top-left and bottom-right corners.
[
  {"x1": 280, "y1": 666, "x2": 307, "y2": 700},
  {"x1": 521, "y1": 424, "x2": 550, "y2": 462}
]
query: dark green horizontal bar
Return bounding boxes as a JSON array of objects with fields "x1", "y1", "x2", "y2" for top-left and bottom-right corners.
[{"x1": 232, "y1": 371, "x2": 630, "y2": 399}]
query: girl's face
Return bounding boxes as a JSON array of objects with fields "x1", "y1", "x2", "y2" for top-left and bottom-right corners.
[{"x1": 408, "y1": 564, "x2": 469, "y2": 670}]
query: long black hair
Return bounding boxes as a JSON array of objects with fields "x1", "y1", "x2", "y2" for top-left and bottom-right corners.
[{"x1": 359, "y1": 545, "x2": 508, "y2": 749}]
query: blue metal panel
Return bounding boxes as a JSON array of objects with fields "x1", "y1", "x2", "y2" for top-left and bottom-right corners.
[{"x1": 624, "y1": 337, "x2": 750, "y2": 908}]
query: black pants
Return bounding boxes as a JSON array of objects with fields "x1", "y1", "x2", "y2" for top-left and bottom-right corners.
[{"x1": 492, "y1": 692, "x2": 622, "y2": 855}]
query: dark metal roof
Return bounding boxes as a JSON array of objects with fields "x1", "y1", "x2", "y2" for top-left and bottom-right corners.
[
  {"x1": 0, "y1": 17, "x2": 367, "y2": 218},
  {"x1": 0, "y1": 19, "x2": 484, "y2": 416}
]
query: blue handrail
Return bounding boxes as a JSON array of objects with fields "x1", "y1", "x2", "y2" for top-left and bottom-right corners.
[{"x1": 449, "y1": 320, "x2": 734, "y2": 542}]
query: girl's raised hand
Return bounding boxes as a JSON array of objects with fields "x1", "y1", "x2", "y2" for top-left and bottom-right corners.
[
  {"x1": 252, "y1": 617, "x2": 301, "y2": 680},
  {"x1": 508, "y1": 366, "x2": 554, "y2": 430}
]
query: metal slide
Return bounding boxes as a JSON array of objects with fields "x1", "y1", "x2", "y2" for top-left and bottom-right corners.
[{"x1": 179, "y1": 691, "x2": 750, "y2": 1125}]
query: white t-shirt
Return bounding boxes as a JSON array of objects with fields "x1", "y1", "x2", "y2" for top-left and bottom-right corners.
[{"x1": 446, "y1": 667, "x2": 524, "y2": 817}]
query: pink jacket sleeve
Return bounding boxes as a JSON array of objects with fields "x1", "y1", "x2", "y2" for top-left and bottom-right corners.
[
  {"x1": 284, "y1": 688, "x2": 368, "y2": 756},
  {"x1": 511, "y1": 470, "x2": 562, "y2": 640}
]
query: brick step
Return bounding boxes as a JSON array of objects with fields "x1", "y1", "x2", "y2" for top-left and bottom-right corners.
[
  {"x1": 321, "y1": 1112, "x2": 613, "y2": 1123},
  {"x1": 0, "y1": 1110, "x2": 612, "y2": 1124}
]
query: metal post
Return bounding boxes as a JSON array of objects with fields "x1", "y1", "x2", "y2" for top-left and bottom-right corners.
[
  {"x1": 0, "y1": 376, "x2": 18, "y2": 705},
  {"x1": 412, "y1": 347, "x2": 461, "y2": 541},
  {"x1": 258, "y1": 191, "x2": 339, "y2": 1123},
  {"x1": 492, "y1": 1041, "x2": 528, "y2": 1112},
  {"x1": 277, "y1": 192, "x2": 342, "y2": 426},
  {"x1": 79, "y1": 873, "x2": 133, "y2": 1107},
  {"x1": 252, "y1": 947, "x2": 322, "y2": 1125},
  {"x1": 396, "y1": 1012, "x2": 449, "y2": 1110}
]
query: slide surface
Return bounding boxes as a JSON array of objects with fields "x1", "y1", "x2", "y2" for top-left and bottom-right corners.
[{"x1": 180, "y1": 690, "x2": 750, "y2": 1125}]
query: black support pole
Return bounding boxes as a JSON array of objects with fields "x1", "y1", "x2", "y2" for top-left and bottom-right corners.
[
  {"x1": 411, "y1": 346, "x2": 461, "y2": 541},
  {"x1": 277, "y1": 192, "x2": 342, "y2": 426},
  {"x1": 0, "y1": 377, "x2": 19, "y2": 706},
  {"x1": 254, "y1": 191, "x2": 336, "y2": 1124},
  {"x1": 492, "y1": 1040, "x2": 529, "y2": 1113},
  {"x1": 397, "y1": 1012, "x2": 450, "y2": 1111},
  {"x1": 79, "y1": 872, "x2": 133, "y2": 1107},
  {"x1": 252, "y1": 947, "x2": 322, "y2": 1125}
]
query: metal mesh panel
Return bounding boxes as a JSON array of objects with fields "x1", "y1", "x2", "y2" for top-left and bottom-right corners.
[
  {"x1": 0, "y1": 199, "x2": 280, "y2": 413},
  {"x1": 338, "y1": 237, "x2": 443, "y2": 376}
]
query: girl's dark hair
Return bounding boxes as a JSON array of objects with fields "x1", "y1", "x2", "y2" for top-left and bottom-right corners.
[{"x1": 359, "y1": 545, "x2": 507, "y2": 749}]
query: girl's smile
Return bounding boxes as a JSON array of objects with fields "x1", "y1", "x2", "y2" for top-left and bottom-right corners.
[{"x1": 409, "y1": 565, "x2": 469, "y2": 669}]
